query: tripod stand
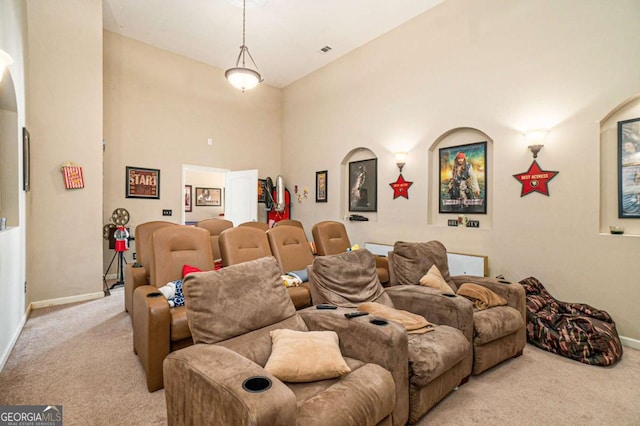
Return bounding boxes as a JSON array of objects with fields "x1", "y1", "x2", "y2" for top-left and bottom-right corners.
[{"x1": 104, "y1": 249, "x2": 127, "y2": 290}]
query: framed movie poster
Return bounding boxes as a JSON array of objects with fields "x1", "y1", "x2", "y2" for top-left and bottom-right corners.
[
  {"x1": 618, "y1": 117, "x2": 640, "y2": 218},
  {"x1": 316, "y1": 170, "x2": 328, "y2": 202},
  {"x1": 184, "y1": 185, "x2": 192, "y2": 212},
  {"x1": 439, "y1": 141, "x2": 487, "y2": 214},
  {"x1": 126, "y1": 166, "x2": 160, "y2": 199},
  {"x1": 196, "y1": 187, "x2": 222, "y2": 207},
  {"x1": 349, "y1": 158, "x2": 377, "y2": 212}
]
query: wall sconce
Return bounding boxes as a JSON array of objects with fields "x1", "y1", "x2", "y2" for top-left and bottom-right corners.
[
  {"x1": 0, "y1": 49, "x2": 14, "y2": 83},
  {"x1": 394, "y1": 152, "x2": 407, "y2": 173},
  {"x1": 525, "y1": 129, "x2": 549, "y2": 158}
]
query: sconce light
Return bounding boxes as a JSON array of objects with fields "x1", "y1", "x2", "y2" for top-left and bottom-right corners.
[
  {"x1": 0, "y1": 49, "x2": 14, "y2": 83},
  {"x1": 525, "y1": 129, "x2": 548, "y2": 159},
  {"x1": 394, "y1": 152, "x2": 407, "y2": 173}
]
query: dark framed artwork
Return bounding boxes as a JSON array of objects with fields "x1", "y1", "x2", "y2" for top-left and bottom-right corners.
[
  {"x1": 23, "y1": 127, "x2": 30, "y2": 191},
  {"x1": 439, "y1": 141, "x2": 487, "y2": 214},
  {"x1": 316, "y1": 170, "x2": 328, "y2": 202},
  {"x1": 349, "y1": 158, "x2": 377, "y2": 212},
  {"x1": 184, "y1": 185, "x2": 192, "y2": 212},
  {"x1": 258, "y1": 179, "x2": 267, "y2": 203},
  {"x1": 195, "y1": 187, "x2": 222, "y2": 206},
  {"x1": 126, "y1": 166, "x2": 160, "y2": 199},
  {"x1": 618, "y1": 117, "x2": 640, "y2": 218}
]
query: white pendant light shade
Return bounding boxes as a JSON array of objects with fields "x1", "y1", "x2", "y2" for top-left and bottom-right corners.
[
  {"x1": 0, "y1": 49, "x2": 14, "y2": 83},
  {"x1": 225, "y1": 66, "x2": 261, "y2": 91}
]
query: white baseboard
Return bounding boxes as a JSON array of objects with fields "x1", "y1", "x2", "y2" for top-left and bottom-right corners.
[
  {"x1": 0, "y1": 304, "x2": 31, "y2": 372},
  {"x1": 30, "y1": 292, "x2": 104, "y2": 310},
  {"x1": 620, "y1": 335, "x2": 640, "y2": 350}
]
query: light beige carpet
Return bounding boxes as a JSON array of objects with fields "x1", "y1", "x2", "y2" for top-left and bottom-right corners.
[{"x1": 1, "y1": 288, "x2": 638, "y2": 425}]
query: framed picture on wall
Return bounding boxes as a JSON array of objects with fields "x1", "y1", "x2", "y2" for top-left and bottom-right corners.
[
  {"x1": 196, "y1": 187, "x2": 222, "y2": 206},
  {"x1": 349, "y1": 158, "x2": 377, "y2": 212},
  {"x1": 258, "y1": 179, "x2": 267, "y2": 203},
  {"x1": 439, "y1": 141, "x2": 487, "y2": 214},
  {"x1": 126, "y1": 166, "x2": 160, "y2": 199},
  {"x1": 316, "y1": 170, "x2": 328, "y2": 202},
  {"x1": 618, "y1": 117, "x2": 640, "y2": 218},
  {"x1": 184, "y1": 185, "x2": 192, "y2": 212},
  {"x1": 23, "y1": 127, "x2": 30, "y2": 191}
]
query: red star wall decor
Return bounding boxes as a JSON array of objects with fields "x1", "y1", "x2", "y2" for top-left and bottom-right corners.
[
  {"x1": 513, "y1": 160, "x2": 559, "y2": 197},
  {"x1": 389, "y1": 174, "x2": 413, "y2": 199}
]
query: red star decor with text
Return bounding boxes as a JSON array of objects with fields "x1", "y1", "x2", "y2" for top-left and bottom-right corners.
[
  {"x1": 513, "y1": 160, "x2": 559, "y2": 197},
  {"x1": 389, "y1": 174, "x2": 413, "y2": 199}
]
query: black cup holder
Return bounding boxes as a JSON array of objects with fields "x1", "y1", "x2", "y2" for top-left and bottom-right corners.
[
  {"x1": 370, "y1": 318, "x2": 388, "y2": 326},
  {"x1": 133, "y1": 262, "x2": 143, "y2": 268},
  {"x1": 242, "y1": 376, "x2": 272, "y2": 393},
  {"x1": 146, "y1": 292, "x2": 163, "y2": 298}
]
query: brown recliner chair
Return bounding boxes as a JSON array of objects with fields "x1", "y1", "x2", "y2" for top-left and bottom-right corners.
[
  {"x1": 238, "y1": 221, "x2": 270, "y2": 231},
  {"x1": 124, "y1": 220, "x2": 177, "y2": 316},
  {"x1": 309, "y1": 249, "x2": 473, "y2": 425},
  {"x1": 195, "y1": 218, "x2": 233, "y2": 261},
  {"x1": 388, "y1": 240, "x2": 526, "y2": 375},
  {"x1": 132, "y1": 225, "x2": 214, "y2": 392},
  {"x1": 220, "y1": 226, "x2": 310, "y2": 309},
  {"x1": 164, "y1": 256, "x2": 406, "y2": 426},
  {"x1": 266, "y1": 225, "x2": 313, "y2": 309},
  {"x1": 311, "y1": 220, "x2": 390, "y2": 285},
  {"x1": 272, "y1": 219, "x2": 304, "y2": 230}
]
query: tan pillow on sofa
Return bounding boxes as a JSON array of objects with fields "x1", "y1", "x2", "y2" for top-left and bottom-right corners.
[
  {"x1": 419, "y1": 265, "x2": 455, "y2": 294},
  {"x1": 264, "y1": 329, "x2": 351, "y2": 382}
]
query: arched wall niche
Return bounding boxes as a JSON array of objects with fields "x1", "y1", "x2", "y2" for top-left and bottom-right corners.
[
  {"x1": 428, "y1": 127, "x2": 493, "y2": 228},
  {"x1": 341, "y1": 147, "x2": 378, "y2": 221},
  {"x1": 0, "y1": 70, "x2": 19, "y2": 228},
  {"x1": 599, "y1": 93, "x2": 640, "y2": 236}
]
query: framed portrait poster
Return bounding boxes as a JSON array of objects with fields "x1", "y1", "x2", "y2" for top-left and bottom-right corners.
[
  {"x1": 439, "y1": 141, "x2": 487, "y2": 214},
  {"x1": 316, "y1": 170, "x2": 328, "y2": 202},
  {"x1": 258, "y1": 179, "x2": 267, "y2": 203},
  {"x1": 184, "y1": 185, "x2": 192, "y2": 212},
  {"x1": 126, "y1": 166, "x2": 160, "y2": 199},
  {"x1": 618, "y1": 117, "x2": 640, "y2": 218},
  {"x1": 349, "y1": 158, "x2": 377, "y2": 212},
  {"x1": 23, "y1": 127, "x2": 30, "y2": 191},
  {"x1": 196, "y1": 187, "x2": 222, "y2": 207}
]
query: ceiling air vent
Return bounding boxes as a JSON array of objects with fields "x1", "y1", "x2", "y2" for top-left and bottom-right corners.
[{"x1": 319, "y1": 45, "x2": 332, "y2": 54}]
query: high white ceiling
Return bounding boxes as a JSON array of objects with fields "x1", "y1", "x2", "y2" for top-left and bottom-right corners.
[{"x1": 103, "y1": 0, "x2": 445, "y2": 88}]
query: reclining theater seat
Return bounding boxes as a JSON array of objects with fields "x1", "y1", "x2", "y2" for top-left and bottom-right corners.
[
  {"x1": 388, "y1": 240, "x2": 526, "y2": 375},
  {"x1": 220, "y1": 226, "x2": 311, "y2": 309},
  {"x1": 164, "y1": 256, "x2": 404, "y2": 426},
  {"x1": 308, "y1": 249, "x2": 473, "y2": 425},
  {"x1": 311, "y1": 220, "x2": 390, "y2": 285},
  {"x1": 238, "y1": 221, "x2": 270, "y2": 231},
  {"x1": 195, "y1": 218, "x2": 233, "y2": 261},
  {"x1": 132, "y1": 225, "x2": 214, "y2": 392},
  {"x1": 272, "y1": 219, "x2": 305, "y2": 230},
  {"x1": 124, "y1": 220, "x2": 177, "y2": 316},
  {"x1": 266, "y1": 225, "x2": 314, "y2": 308}
]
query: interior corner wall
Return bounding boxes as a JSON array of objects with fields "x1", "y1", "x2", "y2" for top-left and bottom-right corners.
[
  {"x1": 26, "y1": 0, "x2": 104, "y2": 302},
  {"x1": 282, "y1": 0, "x2": 640, "y2": 340}
]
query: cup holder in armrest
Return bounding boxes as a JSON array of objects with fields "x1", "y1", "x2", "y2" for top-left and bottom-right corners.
[
  {"x1": 370, "y1": 318, "x2": 388, "y2": 326},
  {"x1": 133, "y1": 262, "x2": 143, "y2": 268},
  {"x1": 146, "y1": 292, "x2": 163, "y2": 298},
  {"x1": 242, "y1": 376, "x2": 272, "y2": 393}
]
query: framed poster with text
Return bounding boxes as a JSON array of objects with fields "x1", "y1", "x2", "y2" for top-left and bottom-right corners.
[{"x1": 439, "y1": 141, "x2": 487, "y2": 214}]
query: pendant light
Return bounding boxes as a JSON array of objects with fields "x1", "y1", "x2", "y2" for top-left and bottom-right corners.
[{"x1": 225, "y1": 0, "x2": 263, "y2": 91}]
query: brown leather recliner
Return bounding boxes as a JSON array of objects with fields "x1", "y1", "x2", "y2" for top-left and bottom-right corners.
[
  {"x1": 133, "y1": 225, "x2": 214, "y2": 392},
  {"x1": 272, "y1": 219, "x2": 304, "y2": 230},
  {"x1": 309, "y1": 249, "x2": 474, "y2": 425},
  {"x1": 238, "y1": 221, "x2": 270, "y2": 231},
  {"x1": 164, "y1": 256, "x2": 406, "y2": 426},
  {"x1": 220, "y1": 226, "x2": 311, "y2": 309},
  {"x1": 388, "y1": 240, "x2": 526, "y2": 375},
  {"x1": 311, "y1": 220, "x2": 390, "y2": 285},
  {"x1": 195, "y1": 218, "x2": 233, "y2": 261},
  {"x1": 266, "y1": 225, "x2": 314, "y2": 309},
  {"x1": 124, "y1": 220, "x2": 177, "y2": 316}
]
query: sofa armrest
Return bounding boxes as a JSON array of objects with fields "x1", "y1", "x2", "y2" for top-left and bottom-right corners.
[
  {"x1": 298, "y1": 307, "x2": 409, "y2": 426},
  {"x1": 164, "y1": 344, "x2": 296, "y2": 425},
  {"x1": 452, "y1": 275, "x2": 526, "y2": 320},
  {"x1": 124, "y1": 263, "x2": 147, "y2": 315},
  {"x1": 385, "y1": 285, "x2": 474, "y2": 343},
  {"x1": 133, "y1": 284, "x2": 172, "y2": 392}
]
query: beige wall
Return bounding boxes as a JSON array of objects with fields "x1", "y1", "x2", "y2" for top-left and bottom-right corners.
[
  {"x1": 102, "y1": 31, "x2": 282, "y2": 267},
  {"x1": 283, "y1": 0, "x2": 640, "y2": 340},
  {"x1": 26, "y1": 0, "x2": 104, "y2": 301}
]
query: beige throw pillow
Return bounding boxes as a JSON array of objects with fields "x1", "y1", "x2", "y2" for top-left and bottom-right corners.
[
  {"x1": 419, "y1": 265, "x2": 455, "y2": 293},
  {"x1": 264, "y1": 329, "x2": 351, "y2": 383}
]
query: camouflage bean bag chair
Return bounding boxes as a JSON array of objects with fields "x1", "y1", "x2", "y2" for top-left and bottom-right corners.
[{"x1": 519, "y1": 277, "x2": 623, "y2": 366}]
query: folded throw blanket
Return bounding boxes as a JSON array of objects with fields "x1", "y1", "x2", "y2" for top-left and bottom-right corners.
[
  {"x1": 457, "y1": 283, "x2": 507, "y2": 310},
  {"x1": 358, "y1": 302, "x2": 435, "y2": 334}
]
